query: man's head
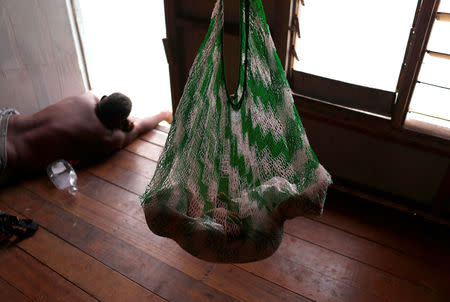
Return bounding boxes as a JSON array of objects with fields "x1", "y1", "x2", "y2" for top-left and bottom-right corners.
[{"x1": 96, "y1": 92, "x2": 133, "y2": 131}]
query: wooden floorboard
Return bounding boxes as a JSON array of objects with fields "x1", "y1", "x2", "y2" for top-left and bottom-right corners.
[
  {"x1": 0, "y1": 277, "x2": 30, "y2": 302},
  {"x1": 20, "y1": 180, "x2": 213, "y2": 281},
  {"x1": 3, "y1": 207, "x2": 165, "y2": 302},
  {"x1": 308, "y1": 191, "x2": 450, "y2": 270},
  {"x1": 129, "y1": 131, "x2": 450, "y2": 300},
  {"x1": 204, "y1": 264, "x2": 311, "y2": 302},
  {"x1": 1, "y1": 183, "x2": 309, "y2": 302},
  {"x1": 76, "y1": 173, "x2": 310, "y2": 302},
  {"x1": 88, "y1": 152, "x2": 153, "y2": 195},
  {"x1": 88, "y1": 156, "x2": 152, "y2": 195},
  {"x1": 1, "y1": 129, "x2": 449, "y2": 301},
  {"x1": 84, "y1": 141, "x2": 446, "y2": 302},
  {"x1": 139, "y1": 130, "x2": 169, "y2": 147},
  {"x1": 249, "y1": 233, "x2": 437, "y2": 302},
  {"x1": 126, "y1": 139, "x2": 163, "y2": 162},
  {"x1": 78, "y1": 174, "x2": 310, "y2": 301},
  {"x1": 284, "y1": 217, "x2": 450, "y2": 298},
  {"x1": 0, "y1": 245, "x2": 96, "y2": 302},
  {"x1": 0, "y1": 187, "x2": 235, "y2": 302}
]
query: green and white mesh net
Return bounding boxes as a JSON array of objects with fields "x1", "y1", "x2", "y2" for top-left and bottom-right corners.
[{"x1": 142, "y1": 0, "x2": 331, "y2": 263}]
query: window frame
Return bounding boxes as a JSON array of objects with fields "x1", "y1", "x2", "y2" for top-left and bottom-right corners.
[
  {"x1": 286, "y1": 0, "x2": 449, "y2": 155},
  {"x1": 290, "y1": 71, "x2": 396, "y2": 117}
]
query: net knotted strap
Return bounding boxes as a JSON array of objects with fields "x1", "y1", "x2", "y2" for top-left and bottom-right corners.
[{"x1": 142, "y1": 0, "x2": 332, "y2": 263}]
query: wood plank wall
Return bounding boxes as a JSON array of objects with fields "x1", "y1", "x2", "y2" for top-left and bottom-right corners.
[
  {"x1": 0, "y1": 0, "x2": 84, "y2": 115},
  {"x1": 165, "y1": 0, "x2": 291, "y2": 111}
]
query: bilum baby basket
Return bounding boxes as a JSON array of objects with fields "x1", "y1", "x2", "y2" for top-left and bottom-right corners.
[{"x1": 141, "y1": 0, "x2": 332, "y2": 263}]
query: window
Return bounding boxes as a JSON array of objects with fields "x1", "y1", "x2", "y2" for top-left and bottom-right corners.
[
  {"x1": 288, "y1": 0, "x2": 449, "y2": 139},
  {"x1": 67, "y1": 0, "x2": 172, "y2": 119},
  {"x1": 408, "y1": 0, "x2": 450, "y2": 129},
  {"x1": 293, "y1": 0, "x2": 417, "y2": 92}
]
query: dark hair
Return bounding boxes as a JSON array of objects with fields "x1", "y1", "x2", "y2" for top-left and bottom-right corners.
[{"x1": 95, "y1": 92, "x2": 132, "y2": 129}]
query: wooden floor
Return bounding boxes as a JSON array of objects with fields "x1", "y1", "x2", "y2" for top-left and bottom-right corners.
[{"x1": 1, "y1": 128, "x2": 449, "y2": 302}]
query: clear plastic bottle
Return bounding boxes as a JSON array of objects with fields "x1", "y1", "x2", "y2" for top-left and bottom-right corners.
[{"x1": 46, "y1": 159, "x2": 78, "y2": 195}]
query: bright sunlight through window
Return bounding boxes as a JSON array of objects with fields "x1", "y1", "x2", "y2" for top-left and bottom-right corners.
[
  {"x1": 408, "y1": 0, "x2": 450, "y2": 129},
  {"x1": 72, "y1": 0, "x2": 172, "y2": 119},
  {"x1": 294, "y1": 0, "x2": 449, "y2": 130},
  {"x1": 293, "y1": 0, "x2": 417, "y2": 92}
]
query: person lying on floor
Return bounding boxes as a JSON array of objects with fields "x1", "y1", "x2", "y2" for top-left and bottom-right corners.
[{"x1": 0, "y1": 91, "x2": 172, "y2": 185}]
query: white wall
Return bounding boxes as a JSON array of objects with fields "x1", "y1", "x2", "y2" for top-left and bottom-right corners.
[{"x1": 0, "y1": 0, "x2": 84, "y2": 115}]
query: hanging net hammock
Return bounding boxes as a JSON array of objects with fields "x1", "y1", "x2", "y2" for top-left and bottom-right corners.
[{"x1": 141, "y1": 0, "x2": 332, "y2": 263}]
